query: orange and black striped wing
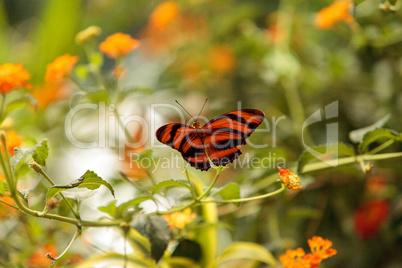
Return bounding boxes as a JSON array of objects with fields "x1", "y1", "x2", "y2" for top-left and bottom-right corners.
[
  {"x1": 156, "y1": 124, "x2": 211, "y2": 171},
  {"x1": 203, "y1": 109, "x2": 265, "y2": 166}
]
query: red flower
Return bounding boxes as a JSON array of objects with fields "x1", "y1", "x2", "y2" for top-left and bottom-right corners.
[{"x1": 354, "y1": 199, "x2": 390, "y2": 239}]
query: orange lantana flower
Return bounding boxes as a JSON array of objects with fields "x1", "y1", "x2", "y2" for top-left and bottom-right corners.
[
  {"x1": 45, "y1": 54, "x2": 78, "y2": 83},
  {"x1": 315, "y1": 0, "x2": 354, "y2": 29},
  {"x1": 209, "y1": 45, "x2": 236, "y2": 73},
  {"x1": 1, "y1": 131, "x2": 23, "y2": 156},
  {"x1": 280, "y1": 236, "x2": 337, "y2": 268},
  {"x1": 0, "y1": 63, "x2": 31, "y2": 93},
  {"x1": 99, "y1": 33, "x2": 139, "y2": 59},
  {"x1": 308, "y1": 236, "x2": 337, "y2": 260},
  {"x1": 278, "y1": 167, "x2": 302, "y2": 190},
  {"x1": 279, "y1": 248, "x2": 310, "y2": 268},
  {"x1": 149, "y1": 1, "x2": 180, "y2": 30},
  {"x1": 163, "y1": 208, "x2": 196, "y2": 230},
  {"x1": 33, "y1": 82, "x2": 71, "y2": 109}
]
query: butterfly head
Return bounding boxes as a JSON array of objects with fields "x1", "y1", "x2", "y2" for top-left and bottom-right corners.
[{"x1": 191, "y1": 121, "x2": 202, "y2": 129}]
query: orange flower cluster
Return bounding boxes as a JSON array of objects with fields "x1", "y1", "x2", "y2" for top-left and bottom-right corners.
[
  {"x1": 280, "y1": 236, "x2": 337, "y2": 268},
  {"x1": 99, "y1": 33, "x2": 139, "y2": 59},
  {"x1": 209, "y1": 45, "x2": 236, "y2": 73},
  {"x1": 1, "y1": 131, "x2": 23, "y2": 156},
  {"x1": 315, "y1": 0, "x2": 354, "y2": 29},
  {"x1": 45, "y1": 54, "x2": 78, "y2": 83},
  {"x1": 33, "y1": 82, "x2": 71, "y2": 109},
  {"x1": 163, "y1": 208, "x2": 196, "y2": 230},
  {"x1": 278, "y1": 167, "x2": 302, "y2": 190},
  {"x1": 27, "y1": 245, "x2": 57, "y2": 268},
  {"x1": 0, "y1": 63, "x2": 31, "y2": 93},
  {"x1": 149, "y1": 1, "x2": 180, "y2": 30}
]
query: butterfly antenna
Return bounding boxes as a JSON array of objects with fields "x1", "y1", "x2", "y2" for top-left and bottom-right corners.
[
  {"x1": 196, "y1": 98, "x2": 208, "y2": 122},
  {"x1": 175, "y1": 100, "x2": 195, "y2": 121}
]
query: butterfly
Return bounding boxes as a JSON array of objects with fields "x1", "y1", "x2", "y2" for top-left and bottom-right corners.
[{"x1": 156, "y1": 104, "x2": 265, "y2": 171}]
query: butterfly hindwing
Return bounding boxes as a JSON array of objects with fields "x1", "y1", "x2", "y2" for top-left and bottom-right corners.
[
  {"x1": 156, "y1": 123, "x2": 211, "y2": 171},
  {"x1": 203, "y1": 109, "x2": 265, "y2": 167}
]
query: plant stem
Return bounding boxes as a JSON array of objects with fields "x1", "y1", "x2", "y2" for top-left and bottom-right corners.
[
  {"x1": 301, "y1": 152, "x2": 402, "y2": 173},
  {"x1": 0, "y1": 93, "x2": 5, "y2": 123},
  {"x1": 49, "y1": 227, "x2": 81, "y2": 263},
  {"x1": 185, "y1": 168, "x2": 197, "y2": 200},
  {"x1": 200, "y1": 183, "x2": 286, "y2": 204},
  {"x1": 196, "y1": 167, "x2": 224, "y2": 201},
  {"x1": 39, "y1": 169, "x2": 81, "y2": 221}
]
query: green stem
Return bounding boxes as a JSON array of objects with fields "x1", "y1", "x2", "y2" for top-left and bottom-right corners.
[
  {"x1": 367, "y1": 139, "x2": 394, "y2": 155},
  {"x1": 301, "y1": 152, "x2": 402, "y2": 173},
  {"x1": 39, "y1": 169, "x2": 81, "y2": 221},
  {"x1": 196, "y1": 167, "x2": 224, "y2": 201},
  {"x1": 0, "y1": 93, "x2": 5, "y2": 123},
  {"x1": 49, "y1": 227, "x2": 80, "y2": 263},
  {"x1": 0, "y1": 199, "x2": 19, "y2": 209},
  {"x1": 200, "y1": 183, "x2": 286, "y2": 204},
  {"x1": 185, "y1": 168, "x2": 197, "y2": 200},
  {"x1": 112, "y1": 107, "x2": 135, "y2": 144}
]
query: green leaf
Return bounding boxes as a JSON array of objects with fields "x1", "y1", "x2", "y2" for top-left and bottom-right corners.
[
  {"x1": 171, "y1": 239, "x2": 202, "y2": 262},
  {"x1": 32, "y1": 139, "x2": 49, "y2": 167},
  {"x1": 358, "y1": 128, "x2": 401, "y2": 154},
  {"x1": 349, "y1": 114, "x2": 391, "y2": 143},
  {"x1": 118, "y1": 197, "x2": 153, "y2": 212},
  {"x1": 152, "y1": 179, "x2": 191, "y2": 195},
  {"x1": 98, "y1": 200, "x2": 118, "y2": 218},
  {"x1": 10, "y1": 139, "x2": 48, "y2": 167},
  {"x1": 214, "y1": 182, "x2": 240, "y2": 201},
  {"x1": 146, "y1": 216, "x2": 170, "y2": 262},
  {"x1": 46, "y1": 170, "x2": 115, "y2": 199},
  {"x1": 86, "y1": 89, "x2": 109, "y2": 103},
  {"x1": 0, "y1": 180, "x2": 7, "y2": 195},
  {"x1": 297, "y1": 143, "x2": 355, "y2": 173},
  {"x1": 18, "y1": 189, "x2": 29, "y2": 203},
  {"x1": 217, "y1": 242, "x2": 277, "y2": 267},
  {"x1": 4, "y1": 94, "x2": 38, "y2": 117}
]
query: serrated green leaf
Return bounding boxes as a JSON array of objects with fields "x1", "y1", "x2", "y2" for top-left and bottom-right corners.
[
  {"x1": 214, "y1": 182, "x2": 240, "y2": 201},
  {"x1": 349, "y1": 114, "x2": 391, "y2": 143},
  {"x1": 152, "y1": 179, "x2": 191, "y2": 195},
  {"x1": 10, "y1": 139, "x2": 47, "y2": 167},
  {"x1": 32, "y1": 139, "x2": 48, "y2": 167},
  {"x1": 46, "y1": 170, "x2": 115, "y2": 199},
  {"x1": 358, "y1": 128, "x2": 401, "y2": 154},
  {"x1": 217, "y1": 242, "x2": 277, "y2": 266},
  {"x1": 298, "y1": 143, "x2": 355, "y2": 173}
]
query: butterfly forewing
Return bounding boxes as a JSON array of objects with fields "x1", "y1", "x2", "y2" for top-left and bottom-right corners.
[{"x1": 156, "y1": 123, "x2": 211, "y2": 170}]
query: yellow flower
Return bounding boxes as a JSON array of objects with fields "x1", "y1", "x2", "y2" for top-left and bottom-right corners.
[
  {"x1": 45, "y1": 54, "x2": 78, "y2": 83},
  {"x1": 278, "y1": 167, "x2": 302, "y2": 190},
  {"x1": 0, "y1": 63, "x2": 31, "y2": 93},
  {"x1": 308, "y1": 236, "x2": 337, "y2": 260},
  {"x1": 163, "y1": 208, "x2": 196, "y2": 230},
  {"x1": 149, "y1": 1, "x2": 180, "y2": 30},
  {"x1": 75, "y1": 26, "x2": 102, "y2": 44},
  {"x1": 315, "y1": 0, "x2": 354, "y2": 29},
  {"x1": 99, "y1": 33, "x2": 139, "y2": 59}
]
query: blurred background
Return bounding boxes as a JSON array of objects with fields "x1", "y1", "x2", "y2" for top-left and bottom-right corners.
[{"x1": 0, "y1": 0, "x2": 401, "y2": 267}]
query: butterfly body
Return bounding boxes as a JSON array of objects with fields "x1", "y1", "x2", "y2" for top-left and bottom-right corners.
[{"x1": 156, "y1": 109, "x2": 265, "y2": 171}]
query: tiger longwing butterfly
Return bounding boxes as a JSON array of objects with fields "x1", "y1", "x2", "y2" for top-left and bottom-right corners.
[{"x1": 156, "y1": 103, "x2": 265, "y2": 171}]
